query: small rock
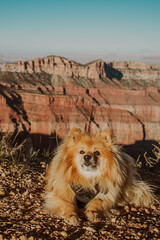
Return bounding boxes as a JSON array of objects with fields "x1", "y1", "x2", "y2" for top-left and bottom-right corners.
[
  {"x1": 137, "y1": 232, "x2": 142, "y2": 236},
  {"x1": 1, "y1": 173, "x2": 6, "y2": 177},
  {"x1": 10, "y1": 236, "x2": 17, "y2": 240},
  {"x1": 50, "y1": 232, "x2": 58, "y2": 237},
  {"x1": 131, "y1": 207, "x2": 137, "y2": 212},
  {"x1": 83, "y1": 226, "x2": 96, "y2": 232},
  {"x1": 124, "y1": 206, "x2": 130, "y2": 212},
  {"x1": 117, "y1": 225, "x2": 122, "y2": 229},
  {"x1": 36, "y1": 225, "x2": 41, "y2": 230},
  {"x1": 19, "y1": 205, "x2": 25, "y2": 210},
  {"x1": 25, "y1": 201, "x2": 32, "y2": 206},
  {"x1": 29, "y1": 194, "x2": 33, "y2": 199},
  {"x1": 61, "y1": 231, "x2": 68, "y2": 237},
  {"x1": 30, "y1": 220, "x2": 39, "y2": 225},
  {"x1": 111, "y1": 217, "x2": 116, "y2": 223},
  {"x1": 19, "y1": 236, "x2": 27, "y2": 240},
  {"x1": 143, "y1": 224, "x2": 148, "y2": 228},
  {"x1": 154, "y1": 227, "x2": 159, "y2": 233},
  {"x1": 0, "y1": 190, "x2": 5, "y2": 196},
  {"x1": 100, "y1": 230, "x2": 107, "y2": 234},
  {"x1": 15, "y1": 209, "x2": 23, "y2": 215},
  {"x1": 125, "y1": 236, "x2": 130, "y2": 239},
  {"x1": 145, "y1": 209, "x2": 150, "y2": 214},
  {"x1": 40, "y1": 162, "x2": 45, "y2": 165},
  {"x1": 28, "y1": 237, "x2": 34, "y2": 240},
  {"x1": 23, "y1": 190, "x2": 29, "y2": 196},
  {"x1": 9, "y1": 191, "x2": 15, "y2": 196}
]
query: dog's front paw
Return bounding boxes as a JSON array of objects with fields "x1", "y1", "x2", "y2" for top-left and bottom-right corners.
[
  {"x1": 85, "y1": 210, "x2": 100, "y2": 222},
  {"x1": 65, "y1": 214, "x2": 80, "y2": 226}
]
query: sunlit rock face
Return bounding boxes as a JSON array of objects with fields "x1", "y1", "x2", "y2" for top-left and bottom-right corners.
[{"x1": 0, "y1": 56, "x2": 160, "y2": 149}]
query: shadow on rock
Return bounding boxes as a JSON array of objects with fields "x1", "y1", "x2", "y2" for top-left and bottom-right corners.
[{"x1": 104, "y1": 62, "x2": 123, "y2": 80}]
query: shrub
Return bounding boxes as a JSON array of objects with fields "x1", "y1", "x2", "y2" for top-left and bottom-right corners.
[{"x1": 137, "y1": 141, "x2": 160, "y2": 169}]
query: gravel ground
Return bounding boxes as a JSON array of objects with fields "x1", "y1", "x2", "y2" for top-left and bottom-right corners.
[{"x1": 0, "y1": 159, "x2": 160, "y2": 240}]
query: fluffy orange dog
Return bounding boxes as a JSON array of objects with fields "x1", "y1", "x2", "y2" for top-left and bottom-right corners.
[{"x1": 45, "y1": 128, "x2": 155, "y2": 225}]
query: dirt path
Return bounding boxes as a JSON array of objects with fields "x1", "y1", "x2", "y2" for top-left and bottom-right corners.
[{"x1": 0, "y1": 160, "x2": 160, "y2": 240}]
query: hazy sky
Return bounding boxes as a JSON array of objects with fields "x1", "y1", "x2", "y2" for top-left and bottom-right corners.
[{"x1": 0, "y1": 0, "x2": 160, "y2": 58}]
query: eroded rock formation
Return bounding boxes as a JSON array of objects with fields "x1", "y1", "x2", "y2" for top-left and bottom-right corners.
[
  {"x1": 0, "y1": 56, "x2": 160, "y2": 153},
  {"x1": 1, "y1": 56, "x2": 107, "y2": 80}
]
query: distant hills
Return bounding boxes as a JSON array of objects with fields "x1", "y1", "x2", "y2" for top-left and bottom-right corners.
[{"x1": 1, "y1": 52, "x2": 160, "y2": 70}]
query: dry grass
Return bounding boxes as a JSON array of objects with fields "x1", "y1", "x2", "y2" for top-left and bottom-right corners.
[
  {"x1": 0, "y1": 132, "x2": 51, "y2": 176},
  {"x1": 144, "y1": 143, "x2": 160, "y2": 167},
  {"x1": 136, "y1": 141, "x2": 160, "y2": 169},
  {"x1": 0, "y1": 132, "x2": 23, "y2": 161}
]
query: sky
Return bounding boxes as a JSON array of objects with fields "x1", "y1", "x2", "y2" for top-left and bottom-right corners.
[{"x1": 0, "y1": 0, "x2": 160, "y2": 63}]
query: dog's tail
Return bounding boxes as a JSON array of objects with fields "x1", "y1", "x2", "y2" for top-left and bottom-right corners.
[{"x1": 124, "y1": 180, "x2": 157, "y2": 207}]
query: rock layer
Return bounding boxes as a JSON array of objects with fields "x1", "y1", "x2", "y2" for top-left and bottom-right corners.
[
  {"x1": 2, "y1": 56, "x2": 160, "y2": 82},
  {"x1": 1, "y1": 56, "x2": 107, "y2": 80},
  {"x1": 0, "y1": 56, "x2": 160, "y2": 152}
]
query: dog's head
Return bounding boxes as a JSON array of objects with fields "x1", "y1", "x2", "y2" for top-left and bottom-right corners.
[{"x1": 64, "y1": 128, "x2": 115, "y2": 179}]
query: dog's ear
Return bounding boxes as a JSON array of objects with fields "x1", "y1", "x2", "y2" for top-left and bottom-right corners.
[
  {"x1": 100, "y1": 129, "x2": 112, "y2": 143},
  {"x1": 69, "y1": 128, "x2": 82, "y2": 141}
]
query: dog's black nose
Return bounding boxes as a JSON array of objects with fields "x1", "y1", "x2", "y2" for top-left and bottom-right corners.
[
  {"x1": 84, "y1": 154, "x2": 92, "y2": 161},
  {"x1": 84, "y1": 154, "x2": 92, "y2": 166}
]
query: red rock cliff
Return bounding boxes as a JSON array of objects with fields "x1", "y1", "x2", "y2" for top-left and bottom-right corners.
[{"x1": 0, "y1": 56, "x2": 160, "y2": 151}]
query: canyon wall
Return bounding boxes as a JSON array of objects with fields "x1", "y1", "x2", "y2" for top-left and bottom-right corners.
[
  {"x1": 0, "y1": 56, "x2": 160, "y2": 154},
  {"x1": 2, "y1": 55, "x2": 160, "y2": 82},
  {"x1": 1, "y1": 56, "x2": 107, "y2": 80}
]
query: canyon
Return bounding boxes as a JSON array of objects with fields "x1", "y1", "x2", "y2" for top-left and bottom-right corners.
[{"x1": 0, "y1": 55, "x2": 160, "y2": 156}]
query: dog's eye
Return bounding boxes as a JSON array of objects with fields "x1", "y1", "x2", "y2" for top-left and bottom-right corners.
[
  {"x1": 80, "y1": 150, "x2": 85, "y2": 154},
  {"x1": 94, "y1": 151, "x2": 100, "y2": 156}
]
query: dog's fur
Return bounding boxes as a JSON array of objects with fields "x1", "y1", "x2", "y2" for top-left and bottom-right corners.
[{"x1": 45, "y1": 128, "x2": 155, "y2": 225}]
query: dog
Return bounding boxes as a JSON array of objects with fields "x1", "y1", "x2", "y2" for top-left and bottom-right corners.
[{"x1": 45, "y1": 128, "x2": 155, "y2": 225}]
